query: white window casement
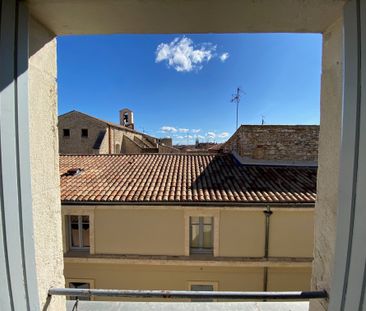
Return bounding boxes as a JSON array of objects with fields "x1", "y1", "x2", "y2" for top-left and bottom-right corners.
[
  {"x1": 63, "y1": 208, "x2": 95, "y2": 254},
  {"x1": 68, "y1": 215, "x2": 90, "y2": 251},
  {"x1": 190, "y1": 216, "x2": 213, "y2": 255},
  {"x1": 184, "y1": 210, "x2": 219, "y2": 257}
]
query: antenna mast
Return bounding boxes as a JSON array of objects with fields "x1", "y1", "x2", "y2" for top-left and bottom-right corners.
[
  {"x1": 231, "y1": 87, "x2": 244, "y2": 130},
  {"x1": 261, "y1": 115, "x2": 265, "y2": 125}
]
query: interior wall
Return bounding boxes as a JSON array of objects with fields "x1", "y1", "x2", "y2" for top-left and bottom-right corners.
[
  {"x1": 29, "y1": 16, "x2": 65, "y2": 310},
  {"x1": 310, "y1": 18, "x2": 343, "y2": 311}
]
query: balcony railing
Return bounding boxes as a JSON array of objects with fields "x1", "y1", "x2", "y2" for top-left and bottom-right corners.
[{"x1": 49, "y1": 288, "x2": 327, "y2": 300}]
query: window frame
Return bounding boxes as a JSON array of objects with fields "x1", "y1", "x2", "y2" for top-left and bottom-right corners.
[
  {"x1": 189, "y1": 216, "x2": 214, "y2": 255},
  {"x1": 67, "y1": 215, "x2": 90, "y2": 251},
  {"x1": 184, "y1": 210, "x2": 219, "y2": 257},
  {"x1": 62, "y1": 208, "x2": 95, "y2": 254}
]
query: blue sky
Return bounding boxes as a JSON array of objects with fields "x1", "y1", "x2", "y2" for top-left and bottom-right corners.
[{"x1": 57, "y1": 33, "x2": 322, "y2": 144}]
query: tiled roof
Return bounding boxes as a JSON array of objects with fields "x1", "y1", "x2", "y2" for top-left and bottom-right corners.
[{"x1": 60, "y1": 154, "x2": 317, "y2": 204}]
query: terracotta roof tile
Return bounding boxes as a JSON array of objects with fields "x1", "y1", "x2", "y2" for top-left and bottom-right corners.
[{"x1": 60, "y1": 154, "x2": 317, "y2": 204}]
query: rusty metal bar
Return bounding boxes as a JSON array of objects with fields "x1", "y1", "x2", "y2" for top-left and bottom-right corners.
[{"x1": 48, "y1": 288, "x2": 327, "y2": 300}]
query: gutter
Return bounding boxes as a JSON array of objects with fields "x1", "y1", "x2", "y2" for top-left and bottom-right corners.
[
  {"x1": 61, "y1": 200, "x2": 315, "y2": 208},
  {"x1": 263, "y1": 206, "x2": 273, "y2": 291}
]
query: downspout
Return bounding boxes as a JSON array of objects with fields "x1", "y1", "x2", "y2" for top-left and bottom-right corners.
[
  {"x1": 263, "y1": 206, "x2": 273, "y2": 292},
  {"x1": 108, "y1": 124, "x2": 112, "y2": 154}
]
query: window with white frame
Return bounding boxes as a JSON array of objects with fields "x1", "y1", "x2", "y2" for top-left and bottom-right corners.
[
  {"x1": 68, "y1": 281, "x2": 90, "y2": 301},
  {"x1": 190, "y1": 216, "x2": 213, "y2": 255},
  {"x1": 68, "y1": 215, "x2": 90, "y2": 251}
]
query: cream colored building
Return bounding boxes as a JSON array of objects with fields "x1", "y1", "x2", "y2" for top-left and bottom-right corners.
[
  {"x1": 59, "y1": 109, "x2": 177, "y2": 154},
  {"x1": 60, "y1": 153, "x2": 316, "y2": 300}
]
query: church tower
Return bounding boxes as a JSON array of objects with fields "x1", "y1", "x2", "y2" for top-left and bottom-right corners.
[{"x1": 119, "y1": 108, "x2": 134, "y2": 129}]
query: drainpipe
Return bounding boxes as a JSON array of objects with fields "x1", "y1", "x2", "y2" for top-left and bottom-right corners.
[
  {"x1": 108, "y1": 125, "x2": 112, "y2": 154},
  {"x1": 263, "y1": 206, "x2": 273, "y2": 292}
]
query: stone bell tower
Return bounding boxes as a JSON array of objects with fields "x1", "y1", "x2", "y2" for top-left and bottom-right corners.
[{"x1": 119, "y1": 108, "x2": 134, "y2": 129}]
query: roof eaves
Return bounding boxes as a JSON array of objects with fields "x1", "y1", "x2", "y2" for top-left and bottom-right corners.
[{"x1": 61, "y1": 200, "x2": 315, "y2": 208}]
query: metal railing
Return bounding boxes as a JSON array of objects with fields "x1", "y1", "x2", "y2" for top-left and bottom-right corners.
[{"x1": 49, "y1": 288, "x2": 328, "y2": 300}]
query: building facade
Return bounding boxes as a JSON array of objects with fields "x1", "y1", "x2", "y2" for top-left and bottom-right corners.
[
  {"x1": 60, "y1": 153, "x2": 316, "y2": 300},
  {"x1": 58, "y1": 110, "x2": 177, "y2": 155},
  {"x1": 223, "y1": 125, "x2": 319, "y2": 165}
]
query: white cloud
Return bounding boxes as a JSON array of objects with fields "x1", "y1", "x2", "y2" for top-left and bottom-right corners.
[
  {"x1": 155, "y1": 37, "x2": 216, "y2": 72},
  {"x1": 196, "y1": 135, "x2": 205, "y2": 139},
  {"x1": 217, "y1": 131, "x2": 229, "y2": 138},
  {"x1": 178, "y1": 128, "x2": 189, "y2": 133},
  {"x1": 219, "y1": 52, "x2": 230, "y2": 62},
  {"x1": 175, "y1": 135, "x2": 184, "y2": 139},
  {"x1": 191, "y1": 129, "x2": 201, "y2": 133},
  {"x1": 206, "y1": 132, "x2": 216, "y2": 139},
  {"x1": 161, "y1": 126, "x2": 177, "y2": 133}
]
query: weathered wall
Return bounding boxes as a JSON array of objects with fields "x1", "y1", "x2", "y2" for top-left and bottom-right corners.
[
  {"x1": 58, "y1": 111, "x2": 174, "y2": 154},
  {"x1": 223, "y1": 125, "x2": 319, "y2": 162},
  {"x1": 58, "y1": 112, "x2": 107, "y2": 154},
  {"x1": 158, "y1": 144, "x2": 180, "y2": 154},
  {"x1": 310, "y1": 19, "x2": 343, "y2": 311},
  {"x1": 159, "y1": 138, "x2": 173, "y2": 147},
  {"x1": 121, "y1": 135, "x2": 144, "y2": 154},
  {"x1": 63, "y1": 262, "x2": 311, "y2": 300},
  {"x1": 29, "y1": 16, "x2": 65, "y2": 310}
]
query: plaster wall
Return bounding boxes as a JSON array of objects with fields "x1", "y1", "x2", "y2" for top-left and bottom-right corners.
[
  {"x1": 94, "y1": 208, "x2": 186, "y2": 255},
  {"x1": 219, "y1": 210, "x2": 265, "y2": 257},
  {"x1": 66, "y1": 206, "x2": 314, "y2": 258},
  {"x1": 267, "y1": 267, "x2": 312, "y2": 291},
  {"x1": 26, "y1": 0, "x2": 345, "y2": 35},
  {"x1": 269, "y1": 211, "x2": 314, "y2": 258},
  {"x1": 63, "y1": 262, "x2": 311, "y2": 300},
  {"x1": 310, "y1": 19, "x2": 343, "y2": 311},
  {"x1": 29, "y1": 16, "x2": 65, "y2": 310}
]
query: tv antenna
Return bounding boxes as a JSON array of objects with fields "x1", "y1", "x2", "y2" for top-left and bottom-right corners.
[
  {"x1": 231, "y1": 87, "x2": 244, "y2": 130},
  {"x1": 261, "y1": 115, "x2": 265, "y2": 125}
]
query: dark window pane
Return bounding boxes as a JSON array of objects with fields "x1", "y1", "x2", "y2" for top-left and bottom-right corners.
[
  {"x1": 63, "y1": 129, "x2": 70, "y2": 137},
  {"x1": 81, "y1": 129, "x2": 88, "y2": 137},
  {"x1": 69, "y1": 282, "x2": 90, "y2": 301},
  {"x1": 191, "y1": 284, "x2": 214, "y2": 302}
]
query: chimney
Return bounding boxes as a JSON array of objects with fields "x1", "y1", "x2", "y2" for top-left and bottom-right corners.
[{"x1": 119, "y1": 108, "x2": 134, "y2": 129}]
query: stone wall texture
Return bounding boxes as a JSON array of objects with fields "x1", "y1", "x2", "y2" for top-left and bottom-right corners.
[{"x1": 223, "y1": 125, "x2": 319, "y2": 162}]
